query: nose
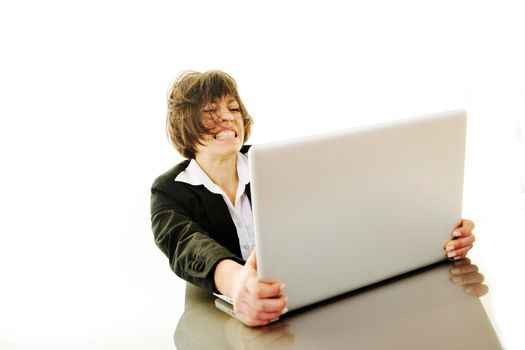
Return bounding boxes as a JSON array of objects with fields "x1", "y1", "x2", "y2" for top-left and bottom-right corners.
[{"x1": 217, "y1": 106, "x2": 235, "y2": 121}]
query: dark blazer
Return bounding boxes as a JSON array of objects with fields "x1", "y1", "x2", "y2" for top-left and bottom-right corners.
[{"x1": 150, "y1": 146, "x2": 251, "y2": 292}]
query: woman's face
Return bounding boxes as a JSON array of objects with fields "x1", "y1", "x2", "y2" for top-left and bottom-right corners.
[{"x1": 195, "y1": 95, "x2": 245, "y2": 159}]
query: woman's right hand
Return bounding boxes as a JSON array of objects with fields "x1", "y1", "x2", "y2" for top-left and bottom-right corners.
[{"x1": 229, "y1": 250, "x2": 288, "y2": 327}]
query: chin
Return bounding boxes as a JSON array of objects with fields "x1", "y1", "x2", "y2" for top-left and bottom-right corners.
[{"x1": 214, "y1": 141, "x2": 242, "y2": 156}]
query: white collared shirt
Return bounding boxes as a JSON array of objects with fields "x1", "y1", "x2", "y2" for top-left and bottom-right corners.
[{"x1": 174, "y1": 153, "x2": 255, "y2": 260}]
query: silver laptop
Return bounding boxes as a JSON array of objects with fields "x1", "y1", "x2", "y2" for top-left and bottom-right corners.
[{"x1": 216, "y1": 109, "x2": 467, "y2": 315}]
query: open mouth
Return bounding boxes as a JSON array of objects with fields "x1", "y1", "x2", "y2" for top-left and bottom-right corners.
[{"x1": 213, "y1": 130, "x2": 237, "y2": 141}]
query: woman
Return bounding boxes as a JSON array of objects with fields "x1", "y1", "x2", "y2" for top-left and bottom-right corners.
[{"x1": 150, "y1": 70, "x2": 476, "y2": 327}]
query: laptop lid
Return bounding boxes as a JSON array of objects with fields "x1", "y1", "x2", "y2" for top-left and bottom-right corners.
[{"x1": 248, "y1": 109, "x2": 467, "y2": 311}]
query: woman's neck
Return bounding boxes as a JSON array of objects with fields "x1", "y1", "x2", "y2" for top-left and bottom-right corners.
[{"x1": 195, "y1": 153, "x2": 239, "y2": 205}]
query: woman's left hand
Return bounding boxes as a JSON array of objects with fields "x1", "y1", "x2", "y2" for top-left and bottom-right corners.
[{"x1": 444, "y1": 219, "x2": 476, "y2": 260}]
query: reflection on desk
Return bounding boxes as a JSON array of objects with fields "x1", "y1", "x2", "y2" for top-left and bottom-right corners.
[{"x1": 174, "y1": 259, "x2": 501, "y2": 350}]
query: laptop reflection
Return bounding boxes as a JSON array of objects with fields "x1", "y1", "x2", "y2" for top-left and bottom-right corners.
[{"x1": 174, "y1": 258, "x2": 499, "y2": 350}]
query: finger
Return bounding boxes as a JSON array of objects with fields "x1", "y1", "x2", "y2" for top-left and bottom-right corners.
[
  {"x1": 247, "y1": 278, "x2": 284, "y2": 299},
  {"x1": 452, "y1": 219, "x2": 475, "y2": 237},
  {"x1": 251, "y1": 295, "x2": 288, "y2": 313},
  {"x1": 450, "y1": 263, "x2": 478, "y2": 275},
  {"x1": 246, "y1": 249, "x2": 257, "y2": 270},
  {"x1": 462, "y1": 219, "x2": 475, "y2": 232},
  {"x1": 235, "y1": 294, "x2": 288, "y2": 320},
  {"x1": 450, "y1": 271, "x2": 484, "y2": 285},
  {"x1": 455, "y1": 244, "x2": 474, "y2": 259},
  {"x1": 463, "y1": 284, "x2": 489, "y2": 297},
  {"x1": 235, "y1": 301, "x2": 285, "y2": 324},
  {"x1": 447, "y1": 244, "x2": 473, "y2": 259},
  {"x1": 235, "y1": 303, "x2": 275, "y2": 327},
  {"x1": 244, "y1": 308, "x2": 283, "y2": 323},
  {"x1": 446, "y1": 235, "x2": 475, "y2": 251}
]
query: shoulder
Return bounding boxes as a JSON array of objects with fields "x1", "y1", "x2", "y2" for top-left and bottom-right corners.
[
  {"x1": 151, "y1": 159, "x2": 194, "y2": 196},
  {"x1": 150, "y1": 159, "x2": 204, "y2": 216}
]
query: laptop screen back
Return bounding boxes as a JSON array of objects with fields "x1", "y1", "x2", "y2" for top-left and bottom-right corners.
[{"x1": 248, "y1": 109, "x2": 467, "y2": 311}]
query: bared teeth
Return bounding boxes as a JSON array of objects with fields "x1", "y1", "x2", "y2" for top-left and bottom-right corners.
[{"x1": 214, "y1": 130, "x2": 236, "y2": 140}]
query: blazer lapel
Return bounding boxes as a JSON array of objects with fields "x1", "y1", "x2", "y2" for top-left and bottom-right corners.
[{"x1": 192, "y1": 186, "x2": 242, "y2": 258}]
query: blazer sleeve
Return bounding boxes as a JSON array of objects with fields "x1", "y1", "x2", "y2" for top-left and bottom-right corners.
[{"x1": 150, "y1": 183, "x2": 245, "y2": 292}]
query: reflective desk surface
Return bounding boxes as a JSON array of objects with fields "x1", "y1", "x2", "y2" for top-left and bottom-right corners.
[{"x1": 175, "y1": 259, "x2": 501, "y2": 350}]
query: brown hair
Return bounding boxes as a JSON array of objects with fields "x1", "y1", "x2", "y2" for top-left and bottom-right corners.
[{"x1": 166, "y1": 70, "x2": 253, "y2": 159}]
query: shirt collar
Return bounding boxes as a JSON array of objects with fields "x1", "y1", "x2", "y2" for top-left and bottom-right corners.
[
  {"x1": 236, "y1": 152, "x2": 250, "y2": 188},
  {"x1": 175, "y1": 152, "x2": 250, "y2": 196}
]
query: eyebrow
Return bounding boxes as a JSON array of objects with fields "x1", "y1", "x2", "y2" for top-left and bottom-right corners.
[{"x1": 204, "y1": 97, "x2": 238, "y2": 107}]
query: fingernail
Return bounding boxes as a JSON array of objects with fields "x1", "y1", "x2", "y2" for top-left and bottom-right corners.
[
  {"x1": 452, "y1": 276, "x2": 462, "y2": 283},
  {"x1": 282, "y1": 307, "x2": 289, "y2": 315},
  {"x1": 446, "y1": 245, "x2": 455, "y2": 251},
  {"x1": 454, "y1": 256, "x2": 462, "y2": 260},
  {"x1": 465, "y1": 287, "x2": 473, "y2": 293},
  {"x1": 453, "y1": 231, "x2": 462, "y2": 237},
  {"x1": 447, "y1": 251, "x2": 457, "y2": 258},
  {"x1": 451, "y1": 268, "x2": 460, "y2": 274},
  {"x1": 280, "y1": 283, "x2": 286, "y2": 293},
  {"x1": 271, "y1": 317, "x2": 279, "y2": 322}
]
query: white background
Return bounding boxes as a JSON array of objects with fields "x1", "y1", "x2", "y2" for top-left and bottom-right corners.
[{"x1": 1, "y1": 0, "x2": 524, "y2": 349}]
